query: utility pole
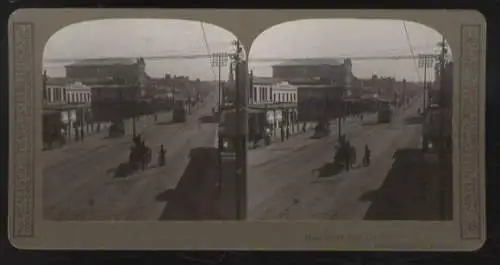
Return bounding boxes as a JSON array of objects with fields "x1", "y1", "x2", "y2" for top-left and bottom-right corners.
[
  {"x1": 232, "y1": 39, "x2": 246, "y2": 220},
  {"x1": 210, "y1": 52, "x2": 229, "y2": 114},
  {"x1": 438, "y1": 38, "x2": 447, "y2": 165},
  {"x1": 438, "y1": 37, "x2": 448, "y2": 220},
  {"x1": 418, "y1": 54, "x2": 434, "y2": 113}
]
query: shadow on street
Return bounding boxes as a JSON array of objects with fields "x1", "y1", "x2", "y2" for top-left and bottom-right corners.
[
  {"x1": 404, "y1": 116, "x2": 424, "y2": 125},
  {"x1": 362, "y1": 121, "x2": 379, "y2": 126},
  {"x1": 360, "y1": 148, "x2": 453, "y2": 220},
  {"x1": 312, "y1": 162, "x2": 343, "y2": 178},
  {"x1": 198, "y1": 115, "x2": 219, "y2": 124},
  {"x1": 157, "y1": 121, "x2": 178, "y2": 126},
  {"x1": 159, "y1": 147, "x2": 221, "y2": 220},
  {"x1": 155, "y1": 189, "x2": 174, "y2": 202}
]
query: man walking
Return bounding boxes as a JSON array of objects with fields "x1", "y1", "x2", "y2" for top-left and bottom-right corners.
[{"x1": 363, "y1": 144, "x2": 371, "y2": 166}]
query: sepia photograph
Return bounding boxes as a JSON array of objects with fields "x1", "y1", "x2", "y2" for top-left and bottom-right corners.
[
  {"x1": 247, "y1": 19, "x2": 454, "y2": 221},
  {"x1": 9, "y1": 9, "x2": 485, "y2": 250},
  {"x1": 41, "y1": 19, "x2": 246, "y2": 221}
]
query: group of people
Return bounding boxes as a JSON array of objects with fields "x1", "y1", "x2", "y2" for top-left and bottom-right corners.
[{"x1": 334, "y1": 134, "x2": 371, "y2": 171}]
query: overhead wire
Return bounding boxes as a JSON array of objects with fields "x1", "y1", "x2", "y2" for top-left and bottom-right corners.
[
  {"x1": 402, "y1": 21, "x2": 423, "y2": 82},
  {"x1": 199, "y1": 22, "x2": 218, "y2": 81}
]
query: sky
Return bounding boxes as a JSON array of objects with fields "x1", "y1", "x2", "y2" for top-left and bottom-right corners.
[{"x1": 43, "y1": 18, "x2": 449, "y2": 83}]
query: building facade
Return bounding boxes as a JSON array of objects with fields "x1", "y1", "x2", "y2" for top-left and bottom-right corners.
[
  {"x1": 42, "y1": 75, "x2": 95, "y2": 149},
  {"x1": 272, "y1": 81, "x2": 297, "y2": 104},
  {"x1": 271, "y1": 58, "x2": 353, "y2": 89},
  {"x1": 44, "y1": 77, "x2": 92, "y2": 106}
]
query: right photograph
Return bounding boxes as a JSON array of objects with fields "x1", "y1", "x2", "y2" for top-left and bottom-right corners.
[{"x1": 246, "y1": 19, "x2": 453, "y2": 221}]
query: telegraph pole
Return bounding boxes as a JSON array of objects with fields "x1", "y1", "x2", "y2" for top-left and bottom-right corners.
[
  {"x1": 438, "y1": 37, "x2": 448, "y2": 220},
  {"x1": 232, "y1": 39, "x2": 245, "y2": 220},
  {"x1": 438, "y1": 38, "x2": 447, "y2": 164},
  {"x1": 210, "y1": 52, "x2": 229, "y2": 113},
  {"x1": 418, "y1": 54, "x2": 434, "y2": 112}
]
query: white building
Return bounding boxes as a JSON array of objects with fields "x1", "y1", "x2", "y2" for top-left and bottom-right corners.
[
  {"x1": 250, "y1": 77, "x2": 297, "y2": 105},
  {"x1": 44, "y1": 77, "x2": 91, "y2": 106},
  {"x1": 66, "y1": 82, "x2": 91, "y2": 105},
  {"x1": 250, "y1": 77, "x2": 274, "y2": 105},
  {"x1": 272, "y1": 81, "x2": 297, "y2": 104}
]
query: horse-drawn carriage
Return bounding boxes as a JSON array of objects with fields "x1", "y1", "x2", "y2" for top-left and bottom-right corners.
[
  {"x1": 128, "y1": 140, "x2": 152, "y2": 171},
  {"x1": 333, "y1": 141, "x2": 357, "y2": 170}
]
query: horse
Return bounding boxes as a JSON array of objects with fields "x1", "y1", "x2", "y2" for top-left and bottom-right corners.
[{"x1": 128, "y1": 144, "x2": 152, "y2": 171}]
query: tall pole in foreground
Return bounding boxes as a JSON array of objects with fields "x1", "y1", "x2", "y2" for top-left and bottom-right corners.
[
  {"x1": 233, "y1": 39, "x2": 246, "y2": 220},
  {"x1": 438, "y1": 37, "x2": 447, "y2": 165},
  {"x1": 438, "y1": 37, "x2": 448, "y2": 220},
  {"x1": 210, "y1": 52, "x2": 228, "y2": 114}
]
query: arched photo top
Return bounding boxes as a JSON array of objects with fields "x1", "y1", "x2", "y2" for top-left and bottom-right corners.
[
  {"x1": 248, "y1": 18, "x2": 452, "y2": 83},
  {"x1": 43, "y1": 18, "x2": 240, "y2": 81}
]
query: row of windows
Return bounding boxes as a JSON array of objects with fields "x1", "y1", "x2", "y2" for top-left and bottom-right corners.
[
  {"x1": 273, "y1": 92, "x2": 296, "y2": 103},
  {"x1": 250, "y1": 85, "x2": 297, "y2": 104},
  {"x1": 251, "y1": 85, "x2": 272, "y2": 102},
  {"x1": 44, "y1": 86, "x2": 91, "y2": 105}
]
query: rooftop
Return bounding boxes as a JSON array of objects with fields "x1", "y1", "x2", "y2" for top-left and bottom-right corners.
[
  {"x1": 253, "y1": 76, "x2": 276, "y2": 85},
  {"x1": 66, "y1": 58, "x2": 139, "y2": 67},
  {"x1": 46, "y1": 77, "x2": 72, "y2": 86},
  {"x1": 273, "y1": 58, "x2": 343, "y2": 67}
]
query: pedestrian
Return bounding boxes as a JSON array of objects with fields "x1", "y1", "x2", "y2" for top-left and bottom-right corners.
[
  {"x1": 280, "y1": 124, "x2": 285, "y2": 142},
  {"x1": 158, "y1": 144, "x2": 166, "y2": 167},
  {"x1": 154, "y1": 113, "x2": 158, "y2": 123},
  {"x1": 344, "y1": 141, "x2": 351, "y2": 171},
  {"x1": 363, "y1": 144, "x2": 371, "y2": 166}
]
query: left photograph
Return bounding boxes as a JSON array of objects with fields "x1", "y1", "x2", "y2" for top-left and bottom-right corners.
[{"x1": 41, "y1": 19, "x2": 246, "y2": 221}]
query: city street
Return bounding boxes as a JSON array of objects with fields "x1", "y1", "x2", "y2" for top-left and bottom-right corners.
[
  {"x1": 247, "y1": 97, "x2": 452, "y2": 221},
  {"x1": 42, "y1": 92, "x2": 220, "y2": 221}
]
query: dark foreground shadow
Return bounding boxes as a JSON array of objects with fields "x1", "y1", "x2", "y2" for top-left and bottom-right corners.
[
  {"x1": 159, "y1": 147, "x2": 221, "y2": 220},
  {"x1": 360, "y1": 148, "x2": 453, "y2": 221}
]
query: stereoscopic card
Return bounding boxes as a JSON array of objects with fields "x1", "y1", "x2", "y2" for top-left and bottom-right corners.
[{"x1": 8, "y1": 9, "x2": 486, "y2": 250}]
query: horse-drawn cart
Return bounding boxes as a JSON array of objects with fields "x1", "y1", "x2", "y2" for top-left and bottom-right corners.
[{"x1": 128, "y1": 143, "x2": 152, "y2": 171}]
